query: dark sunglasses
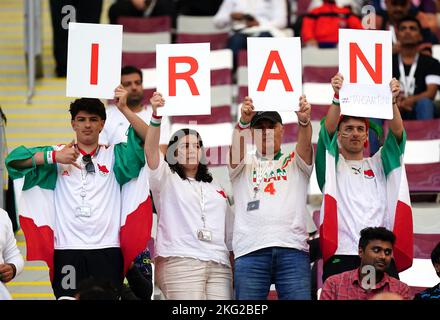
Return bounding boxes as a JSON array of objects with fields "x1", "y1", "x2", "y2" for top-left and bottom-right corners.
[{"x1": 82, "y1": 155, "x2": 95, "y2": 174}]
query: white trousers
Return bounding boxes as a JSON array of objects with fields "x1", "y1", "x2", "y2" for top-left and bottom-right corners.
[{"x1": 155, "y1": 256, "x2": 233, "y2": 300}]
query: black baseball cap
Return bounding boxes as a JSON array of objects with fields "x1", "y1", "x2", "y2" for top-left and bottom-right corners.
[{"x1": 250, "y1": 111, "x2": 283, "y2": 127}]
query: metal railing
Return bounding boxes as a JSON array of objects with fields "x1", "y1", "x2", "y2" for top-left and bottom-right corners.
[{"x1": 24, "y1": 0, "x2": 42, "y2": 104}]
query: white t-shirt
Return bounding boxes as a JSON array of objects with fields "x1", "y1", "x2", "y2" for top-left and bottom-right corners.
[
  {"x1": 54, "y1": 145, "x2": 122, "y2": 250},
  {"x1": 149, "y1": 156, "x2": 233, "y2": 267},
  {"x1": 0, "y1": 209, "x2": 24, "y2": 300},
  {"x1": 99, "y1": 105, "x2": 170, "y2": 146},
  {"x1": 213, "y1": 0, "x2": 287, "y2": 30},
  {"x1": 228, "y1": 148, "x2": 313, "y2": 259},
  {"x1": 334, "y1": 152, "x2": 390, "y2": 255}
]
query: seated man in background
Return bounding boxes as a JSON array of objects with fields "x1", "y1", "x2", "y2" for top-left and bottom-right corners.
[
  {"x1": 370, "y1": 15, "x2": 440, "y2": 154},
  {"x1": 213, "y1": 0, "x2": 288, "y2": 69},
  {"x1": 320, "y1": 227, "x2": 411, "y2": 300},
  {"x1": 375, "y1": 0, "x2": 438, "y2": 55},
  {"x1": 393, "y1": 16, "x2": 440, "y2": 120},
  {"x1": 100, "y1": 65, "x2": 170, "y2": 155}
]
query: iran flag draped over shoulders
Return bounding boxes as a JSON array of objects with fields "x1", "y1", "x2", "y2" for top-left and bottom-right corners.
[
  {"x1": 316, "y1": 125, "x2": 413, "y2": 272},
  {"x1": 6, "y1": 129, "x2": 152, "y2": 280}
]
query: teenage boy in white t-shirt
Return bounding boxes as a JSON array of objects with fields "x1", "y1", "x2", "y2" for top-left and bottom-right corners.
[
  {"x1": 6, "y1": 87, "x2": 151, "y2": 298},
  {"x1": 228, "y1": 95, "x2": 314, "y2": 300}
]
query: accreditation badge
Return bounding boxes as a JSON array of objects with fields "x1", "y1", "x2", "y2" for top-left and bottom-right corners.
[{"x1": 75, "y1": 204, "x2": 92, "y2": 218}]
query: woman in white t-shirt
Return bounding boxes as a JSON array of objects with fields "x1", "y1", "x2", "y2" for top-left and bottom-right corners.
[{"x1": 144, "y1": 92, "x2": 234, "y2": 300}]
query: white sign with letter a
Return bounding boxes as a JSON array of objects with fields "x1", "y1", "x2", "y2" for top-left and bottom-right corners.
[
  {"x1": 66, "y1": 22, "x2": 122, "y2": 99},
  {"x1": 247, "y1": 37, "x2": 302, "y2": 112},
  {"x1": 156, "y1": 43, "x2": 211, "y2": 116},
  {"x1": 339, "y1": 29, "x2": 392, "y2": 119}
]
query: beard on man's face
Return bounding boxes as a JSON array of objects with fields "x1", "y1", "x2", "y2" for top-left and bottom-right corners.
[{"x1": 126, "y1": 93, "x2": 143, "y2": 108}]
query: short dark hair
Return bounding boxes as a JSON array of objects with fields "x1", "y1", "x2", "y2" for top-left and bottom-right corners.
[
  {"x1": 69, "y1": 98, "x2": 106, "y2": 120},
  {"x1": 397, "y1": 15, "x2": 422, "y2": 33},
  {"x1": 165, "y1": 128, "x2": 213, "y2": 183},
  {"x1": 121, "y1": 65, "x2": 143, "y2": 82},
  {"x1": 76, "y1": 278, "x2": 119, "y2": 300},
  {"x1": 431, "y1": 242, "x2": 440, "y2": 265},
  {"x1": 359, "y1": 227, "x2": 396, "y2": 250},
  {"x1": 338, "y1": 115, "x2": 369, "y2": 130}
]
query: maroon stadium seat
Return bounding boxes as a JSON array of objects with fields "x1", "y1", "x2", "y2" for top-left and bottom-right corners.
[
  {"x1": 303, "y1": 66, "x2": 338, "y2": 83},
  {"x1": 118, "y1": 16, "x2": 171, "y2": 33},
  {"x1": 176, "y1": 33, "x2": 229, "y2": 50},
  {"x1": 406, "y1": 162, "x2": 440, "y2": 193},
  {"x1": 122, "y1": 52, "x2": 156, "y2": 69}
]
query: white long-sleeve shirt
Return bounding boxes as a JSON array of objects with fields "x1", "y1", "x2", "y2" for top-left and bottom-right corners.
[
  {"x1": 213, "y1": 0, "x2": 287, "y2": 30},
  {"x1": 0, "y1": 208, "x2": 24, "y2": 300}
]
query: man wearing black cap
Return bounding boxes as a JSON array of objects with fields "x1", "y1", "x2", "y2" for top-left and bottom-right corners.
[
  {"x1": 228, "y1": 95, "x2": 313, "y2": 300},
  {"x1": 316, "y1": 73, "x2": 413, "y2": 284}
]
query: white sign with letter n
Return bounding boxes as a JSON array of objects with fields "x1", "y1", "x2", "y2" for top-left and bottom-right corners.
[{"x1": 339, "y1": 29, "x2": 392, "y2": 119}]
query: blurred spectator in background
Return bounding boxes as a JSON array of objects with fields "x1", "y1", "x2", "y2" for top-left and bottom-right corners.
[
  {"x1": 176, "y1": 0, "x2": 224, "y2": 16},
  {"x1": 393, "y1": 16, "x2": 440, "y2": 120},
  {"x1": 301, "y1": 0, "x2": 363, "y2": 48},
  {"x1": 99, "y1": 66, "x2": 170, "y2": 155},
  {"x1": 307, "y1": 0, "x2": 368, "y2": 15},
  {"x1": 370, "y1": 16, "x2": 440, "y2": 154},
  {"x1": 414, "y1": 241, "x2": 440, "y2": 300},
  {"x1": 375, "y1": 0, "x2": 438, "y2": 54},
  {"x1": 372, "y1": 0, "x2": 438, "y2": 32},
  {"x1": 108, "y1": 0, "x2": 176, "y2": 26},
  {"x1": 49, "y1": 0, "x2": 103, "y2": 77},
  {"x1": 213, "y1": 0, "x2": 287, "y2": 69}
]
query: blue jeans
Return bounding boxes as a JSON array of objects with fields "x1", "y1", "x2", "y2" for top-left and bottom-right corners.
[
  {"x1": 400, "y1": 97, "x2": 435, "y2": 120},
  {"x1": 228, "y1": 31, "x2": 272, "y2": 70},
  {"x1": 234, "y1": 247, "x2": 311, "y2": 300}
]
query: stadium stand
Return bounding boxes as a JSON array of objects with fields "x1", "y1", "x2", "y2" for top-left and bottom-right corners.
[
  {"x1": 175, "y1": 15, "x2": 229, "y2": 50},
  {"x1": 119, "y1": 16, "x2": 172, "y2": 69}
]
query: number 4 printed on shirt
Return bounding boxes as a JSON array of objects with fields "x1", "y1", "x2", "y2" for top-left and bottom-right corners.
[{"x1": 264, "y1": 182, "x2": 276, "y2": 195}]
